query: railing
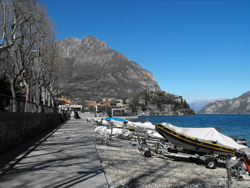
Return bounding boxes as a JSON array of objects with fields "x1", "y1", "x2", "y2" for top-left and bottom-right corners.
[{"x1": 0, "y1": 93, "x2": 58, "y2": 113}]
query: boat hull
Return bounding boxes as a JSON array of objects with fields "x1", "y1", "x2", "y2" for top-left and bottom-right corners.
[{"x1": 155, "y1": 123, "x2": 236, "y2": 157}]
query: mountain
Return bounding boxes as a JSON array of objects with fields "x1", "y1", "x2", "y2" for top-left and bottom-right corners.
[
  {"x1": 189, "y1": 99, "x2": 227, "y2": 112},
  {"x1": 198, "y1": 91, "x2": 250, "y2": 114},
  {"x1": 238, "y1": 91, "x2": 250, "y2": 99},
  {"x1": 57, "y1": 36, "x2": 161, "y2": 101},
  {"x1": 189, "y1": 100, "x2": 216, "y2": 112}
]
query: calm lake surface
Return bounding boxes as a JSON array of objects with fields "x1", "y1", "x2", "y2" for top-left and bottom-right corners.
[{"x1": 138, "y1": 114, "x2": 250, "y2": 146}]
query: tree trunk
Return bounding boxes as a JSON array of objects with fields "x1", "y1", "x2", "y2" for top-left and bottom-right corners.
[
  {"x1": 44, "y1": 87, "x2": 47, "y2": 105},
  {"x1": 41, "y1": 86, "x2": 46, "y2": 105},
  {"x1": 51, "y1": 97, "x2": 54, "y2": 107},
  {"x1": 35, "y1": 83, "x2": 42, "y2": 113},
  {"x1": 24, "y1": 81, "x2": 30, "y2": 112},
  {"x1": 47, "y1": 92, "x2": 51, "y2": 106},
  {"x1": 10, "y1": 79, "x2": 17, "y2": 112}
]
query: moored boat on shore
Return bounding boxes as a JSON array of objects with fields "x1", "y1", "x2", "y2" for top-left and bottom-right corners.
[{"x1": 155, "y1": 122, "x2": 247, "y2": 157}]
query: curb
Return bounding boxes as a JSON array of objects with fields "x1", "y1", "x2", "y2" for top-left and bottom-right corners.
[{"x1": 86, "y1": 120, "x2": 115, "y2": 188}]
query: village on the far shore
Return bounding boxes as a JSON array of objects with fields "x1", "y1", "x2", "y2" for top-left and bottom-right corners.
[
  {"x1": 56, "y1": 90, "x2": 195, "y2": 117},
  {"x1": 57, "y1": 97, "x2": 133, "y2": 116}
]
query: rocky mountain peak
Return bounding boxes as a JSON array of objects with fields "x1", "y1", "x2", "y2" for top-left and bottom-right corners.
[
  {"x1": 57, "y1": 36, "x2": 161, "y2": 101},
  {"x1": 81, "y1": 36, "x2": 108, "y2": 50},
  {"x1": 57, "y1": 36, "x2": 108, "y2": 59}
]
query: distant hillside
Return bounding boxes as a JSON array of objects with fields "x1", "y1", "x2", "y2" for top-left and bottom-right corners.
[
  {"x1": 238, "y1": 91, "x2": 250, "y2": 99},
  {"x1": 189, "y1": 100, "x2": 215, "y2": 112},
  {"x1": 57, "y1": 36, "x2": 161, "y2": 101},
  {"x1": 198, "y1": 91, "x2": 250, "y2": 114},
  {"x1": 189, "y1": 99, "x2": 227, "y2": 112}
]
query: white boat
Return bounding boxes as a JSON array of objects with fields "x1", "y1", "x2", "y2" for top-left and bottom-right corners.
[
  {"x1": 127, "y1": 121, "x2": 155, "y2": 130},
  {"x1": 156, "y1": 122, "x2": 247, "y2": 157},
  {"x1": 94, "y1": 126, "x2": 132, "y2": 138},
  {"x1": 146, "y1": 130, "x2": 165, "y2": 140},
  {"x1": 92, "y1": 118, "x2": 109, "y2": 126},
  {"x1": 104, "y1": 117, "x2": 164, "y2": 140}
]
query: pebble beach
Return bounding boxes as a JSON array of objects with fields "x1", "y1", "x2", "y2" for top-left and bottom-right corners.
[{"x1": 88, "y1": 119, "x2": 250, "y2": 188}]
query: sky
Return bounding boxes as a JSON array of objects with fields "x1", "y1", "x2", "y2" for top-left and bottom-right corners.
[{"x1": 42, "y1": 0, "x2": 250, "y2": 102}]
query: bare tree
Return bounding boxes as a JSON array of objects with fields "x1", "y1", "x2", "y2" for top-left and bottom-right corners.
[
  {"x1": 30, "y1": 15, "x2": 57, "y2": 112},
  {"x1": 0, "y1": 0, "x2": 31, "y2": 55},
  {"x1": 0, "y1": 0, "x2": 55, "y2": 112},
  {"x1": 21, "y1": 2, "x2": 54, "y2": 112},
  {"x1": 1, "y1": 0, "x2": 66, "y2": 113},
  {"x1": 45, "y1": 44, "x2": 67, "y2": 108}
]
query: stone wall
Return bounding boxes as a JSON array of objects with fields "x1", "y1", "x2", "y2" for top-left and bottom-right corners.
[{"x1": 0, "y1": 113, "x2": 62, "y2": 155}]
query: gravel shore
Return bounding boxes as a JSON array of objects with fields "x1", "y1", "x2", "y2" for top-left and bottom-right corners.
[{"x1": 88, "y1": 121, "x2": 250, "y2": 188}]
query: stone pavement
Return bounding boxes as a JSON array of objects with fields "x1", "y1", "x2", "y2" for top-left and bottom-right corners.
[{"x1": 0, "y1": 116, "x2": 112, "y2": 188}]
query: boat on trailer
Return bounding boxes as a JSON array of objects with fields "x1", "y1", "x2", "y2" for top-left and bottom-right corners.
[
  {"x1": 156, "y1": 122, "x2": 247, "y2": 157},
  {"x1": 154, "y1": 122, "x2": 250, "y2": 184}
]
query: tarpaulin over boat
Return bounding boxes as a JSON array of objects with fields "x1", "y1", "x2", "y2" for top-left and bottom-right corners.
[
  {"x1": 161, "y1": 123, "x2": 247, "y2": 150},
  {"x1": 239, "y1": 148, "x2": 250, "y2": 160},
  {"x1": 127, "y1": 121, "x2": 155, "y2": 130},
  {"x1": 94, "y1": 126, "x2": 131, "y2": 137}
]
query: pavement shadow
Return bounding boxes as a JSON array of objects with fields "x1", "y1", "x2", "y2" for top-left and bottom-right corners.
[{"x1": 0, "y1": 122, "x2": 64, "y2": 177}]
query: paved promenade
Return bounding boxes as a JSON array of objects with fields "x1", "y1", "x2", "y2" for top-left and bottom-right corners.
[{"x1": 0, "y1": 115, "x2": 111, "y2": 188}]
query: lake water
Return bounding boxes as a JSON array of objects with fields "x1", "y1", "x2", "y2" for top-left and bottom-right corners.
[{"x1": 138, "y1": 114, "x2": 250, "y2": 146}]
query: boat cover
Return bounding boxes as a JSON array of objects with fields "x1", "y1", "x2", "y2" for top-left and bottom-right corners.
[
  {"x1": 94, "y1": 126, "x2": 110, "y2": 136},
  {"x1": 109, "y1": 119, "x2": 124, "y2": 128},
  {"x1": 162, "y1": 123, "x2": 247, "y2": 150},
  {"x1": 128, "y1": 121, "x2": 155, "y2": 130},
  {"x1": 94, "y1": 126, "x2": 131, "y2": 137},
  {"x1": 239, "y1": 148, "x2": 250, "y2": 160},
  {"x1": 101, "y1": 120, "x2": 109, "y2": 126},
  {"x1": 147, "y1": 130, "x2": 164, "y2": 139}
]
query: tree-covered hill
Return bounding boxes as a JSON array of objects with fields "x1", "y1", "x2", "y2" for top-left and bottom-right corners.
[{"x1": 129, "y1": 91, "x2": 195, "y2": 115}]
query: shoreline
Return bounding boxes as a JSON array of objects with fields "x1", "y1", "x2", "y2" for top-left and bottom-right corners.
[{"x1": 86, "y1": 117, "x2": 250, "y2": 188}]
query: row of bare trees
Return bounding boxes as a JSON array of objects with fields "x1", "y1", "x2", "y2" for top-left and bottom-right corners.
[{"x1": 0, "y1": 0, "x2": 66, "y2": 112}]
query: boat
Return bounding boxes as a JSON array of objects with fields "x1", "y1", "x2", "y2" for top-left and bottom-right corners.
[
  {"x1": 92, "y1": 117, "x2": 109, "y2": 125},
  {"x1": 94, "y1": 126, "x2": 132, "y2": 139},
  {"x1": 127, "y1": 121, "x2": 164, "y2": 139},
  {"x1": 235, "y1": 138, "x2": 247, "y2": 146},
  {"x1": 155, "y1": 122, "x2": 247, "y2": 157},
  {"x1": 104, "y1": 117, "x2": 164, "y2": 139},
  {"x1": 127, "y1": 121, "x2": 155, "y2": 130},
  {"x1": 105, "y1": 117, "x2": 127, "y2": 128}
]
